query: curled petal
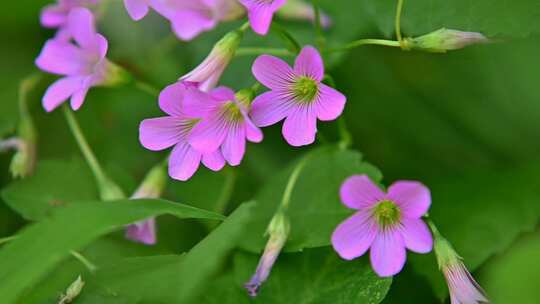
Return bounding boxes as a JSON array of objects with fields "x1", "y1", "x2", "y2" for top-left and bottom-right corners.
[
  {"x1": 387, "y1": 181, "x2": 431, "y2": 218},
  {"x1": 339, "y1": 175, "x2": 385, "y2": 209}
]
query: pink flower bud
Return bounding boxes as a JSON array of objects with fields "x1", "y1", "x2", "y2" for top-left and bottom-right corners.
[{"x1": 408, "y1": 28, "x2": 489, "y2": 53}]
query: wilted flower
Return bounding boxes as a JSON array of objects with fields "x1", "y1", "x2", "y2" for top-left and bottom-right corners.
[
  {"x1": 430, "y1": 223, "x2": 490, "y2": 304},
  {"x1": 277, "y1": 0, "x2": 332, "y2": 28},
  {"x1": 239, "y1": 0, "x2": 288, "y2": 35},
  {"x1": 407, "y1": 28, "x2": 489, "y2": 53},
  {"x1": 125, "y1": 163, "x2": 168, "y2": 245},
  {"x1": 331, "y1": 175, "x2": 433, "y2": 277},
  {"x1": 36, "y1": 8, "x2": 128, "y2": 112},
  {"x1": 185, "y1": 86, "x2": 263, "y2": 166},
  {"x1": 250, "y1": 46, "x2": 346, "y2": 146},
  {"x1": 139, "y1": 82, "x2": 226, "y2": 181},
  {"x1": 180, "y1": 30, "x2": 243, "y2": 91},
  {"x1": 123, "y1": 0, "x2": 151, "y2": 21},
  {"x1": 244, "y1": 211, "x2": 289, "y2": 297},
  {"x1": 150, "y1": 0, "x2": 235, "y2": 41},
  {"x1": 40, "y1": 0, "x2": 99, "y2": 29}
]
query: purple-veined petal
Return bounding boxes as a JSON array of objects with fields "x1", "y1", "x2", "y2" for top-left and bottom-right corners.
[
  {"x1": 370, "y1": 228, "x2": 406, "y2": 277},
  {"x1": 202, "y1": 150, "x2": 226, "y2": 171},
  {"x1": 399, "y1": 217, "x2": 433, "y2": 254},
  {"x1": 168, "y1": 142, "x2": 203, "y2": 181},
  {"x1": 124, "y1": 0, "x2": 150, "y2": 21},
  {"x1": 188, "y1": 112, "x2": 228, "y2": 153},
  {"x1": 340, "y1": 175, "x2": 385, "y2": 210},
  {"x1": 42, "y1": 76, "x2": 84, "y2": 112},
  {"x1": 250, "y1": 91, "x2": 293, "y2": 127},
  {"x1": 282, "y1": 105, "x2": 317, "y2": 146},
  {"x1": 35, "y1": 40, "x2": 87, "y2": 76},
  {"x1": 387, "y1": 181, "x2": 431, "y2": 219},
  {"x1": 240, "y1": 0, "x2": 287, "y2": 35},
  {"x1": 331, "y1": 209, "x2": 378, "y2": 260},
  {"x1": 210, "y1": 86, "x2": 236, "y2": 101},
  {"x1": 221, "y1": 123, "x2": 246, "y2": 166},
  {"x1": 245, "y1": 116, "x2": 263, "y2": 143},
  {"x1": 159, "y1": 82, "x2": 186, "y2": 117},
  {"x1": 68, "y1": 8, "x2": 97, "y2": 49},
  {"x1": 181, "y1": 85, "x2": 221, "y2": 118},
  {"x1": 139, "y1": 117, "x2": 186, "y2": 151},
  {"x1": 316, "y1": 84, "x2": 346, "y2": 121},
  {"x1": 252, "y1": 55, "x2": 295, "y2": 90},
  {"x1": 294, "y1": 46, "x2": 324, "y2": 81}
]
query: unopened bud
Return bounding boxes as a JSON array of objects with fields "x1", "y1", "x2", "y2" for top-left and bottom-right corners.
[
  {"x1": 278, "y1": 0, "x2": 332, "y2": 28},
  {"x1": 244, "y1": 211, "x2": 290, "y2": 297},
  {"x1": 407, "y1": 28, "x2": 489, "y2": 53}
]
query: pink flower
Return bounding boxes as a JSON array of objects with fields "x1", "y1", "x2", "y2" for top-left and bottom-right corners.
[
  {"x1": 180, "y1": 30, "x2": 242, "y2": 91},
  {"x1": 149, "y1": 0, "x2": 232, "y2": 41},
  {"x1": 331, "y1": 175, "x2": 433, "y2": 277},
  {"x1": 250, "y1": 46, "x2": 346, "y2": 146},
  {"x1": 40, "y1": 0, "x2": 99, "y2": 29},
  {"x1": 123, "y1": 0, "x2": 151, "y2": 21},
  {"x1": 444, "y1": 261, "x2": 489, "y2": 304},
  {"x1": 139, "y1": 82, "x2": 226, "y2": 181},
  {"x1": 36, "y1": 8, "x2": 125, "y2": 112},
  {"x1": 185, "y1": 87, "x2": 263, "y2": 166},
  {"x1": 239, "y1": 0, "x2": 288, "y2": 35}
]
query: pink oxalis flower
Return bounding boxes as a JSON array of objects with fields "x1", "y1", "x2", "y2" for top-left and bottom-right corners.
[
  {"x1": 250, "y1": 46, "x2": 346, "y2": 147},
  {"x1": 239, "y1": 0, "x2": 288, "y2": 35},
  {"x1": 139, "y1": 82, "x2": 226, "y2": 181},
  {"x1": 331, "y1": 175, "x2": 433, "y2": 277},
  {"x1": 40, "y1": 0, "x2": 99, "y2": 29},
  {"x1": 36, "y1": 8, "x2": 124, "y2": 112},
  {"x1": 185, "y1": 87, "x2": 263, "y2": 166},
  {"x1": 150, "y1": 0, "x2": 236, "y2": 40}
]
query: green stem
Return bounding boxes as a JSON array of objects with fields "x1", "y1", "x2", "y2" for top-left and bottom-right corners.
[
  {"x1": 271, "y1": 23, "x2": 302, "y2": 53},
  {"x1": 70, "y1": 250, "x2": 97, "y2": 273},
  {"x1": 395, "y1": 0, "x2": 405, "y2": 43},
  {"x1": 0, "y1": 236, "x2": 17, "y2": 245},
  {"x1": 313, "y1": 3, "x2": 326, "y2": 50},
  {"x1": 62, "y1": 105, "x2": 124, "y2": 200},
  {"x1": 325, "y1": 39, "x2": 402, "y2": 53},
  {"x1": 279, "y1": 156, "x2": 310, "y2": 211},
  {"x1": 134, "y1": 80, "x2": 160, "y2": 98},
  {"x1": 236, "y1": 47, "x2": 295, "y2": 57},
  {"x1": 239, "y1": 21, "x2": 250, "y2": 32},
  {"x1": 213, "y1": 168, "x2": 237, "y2": 215},
  {"x1": 338, "y1": 117, "x2": 352, "y2": 150}
]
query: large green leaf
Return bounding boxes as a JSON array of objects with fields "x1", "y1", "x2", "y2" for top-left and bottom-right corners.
[
  {"x1": 0, "y1": 199, "x2": 223, "y2": 304},
  {"x1": 71, "y1": 202, "x2": 255, "y2": 303},
  {"x1": 239, "y1": 146, "x2": 382, "y2": 253},
  {"x1": 200, "y1": 247, "x2": 392, "y2": 304}
]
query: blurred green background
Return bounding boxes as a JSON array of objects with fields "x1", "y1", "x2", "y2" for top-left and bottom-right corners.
[{"x1": 1, "y1": 0, "x2": 539, "y2": 303}]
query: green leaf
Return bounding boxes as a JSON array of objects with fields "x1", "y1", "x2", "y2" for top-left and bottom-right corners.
[
  {"x1": 409, "y1": 163, "x2": 540, "y2": 299},
  {"x1": 200, "y1": 247, "x2": 392, "y2": 304},
  {"x1": 73, "y1": 202, "x2": 255, "y2": 303},
  {"x1": 239, "y1": 147, "x2": 382, "y2": 253},
  {"x1": 0, "y1": 199, "x2": 223, "y2": 304},
  {"x1": 1, "y1": 158, "x2": 98, "y2": 221}
]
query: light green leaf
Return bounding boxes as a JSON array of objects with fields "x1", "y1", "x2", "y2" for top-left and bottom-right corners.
[
  {"x1": 0, "y1": 199, "x2": 224, "y2": 304},
  {"x1": 239, "y1": 147, "x2": 382, "y2": 253}
]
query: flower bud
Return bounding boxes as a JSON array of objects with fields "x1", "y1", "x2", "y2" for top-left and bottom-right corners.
[
  {"x1": 180, "y1": 30, "x2": 243, "y2": 91},
  {"x1": 59, "y1": 275, "x2": 85, "y2": 304},
  {"x1": 430, "y1": 222, "x2": 489, "y2": 304},
  {"x1": 277, "y1": 0, "x2": 332, "y2": 28},
  {"x1": 244, "y1": 211, "x2": 290, "y2": 297},
  {"x1": 126, "y1": 162, "x2": 168, "y2": 245},
  {"x1": 407, "y1": 28, "x2": 489, "y2": 53}
]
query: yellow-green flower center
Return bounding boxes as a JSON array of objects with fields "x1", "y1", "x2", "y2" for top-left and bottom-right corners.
[
  {"x1": 373, "y1": 200, "x2": 401, "y2": 228},
  {"x1": 292, "y1": 76, "x2": 319, "y2": 103},
  {"x1": 223, "y1": 101, "x2": 244, "y2": 122}
]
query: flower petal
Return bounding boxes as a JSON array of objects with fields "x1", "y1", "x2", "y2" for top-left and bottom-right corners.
[
  {"x1": 370, "y1": 228, "x2": 406, "y2": 277},
  {"x1": 125, "y1": 218, "x2": 156, "y2": 245},
  {"x1": 245, "y1": 116, "x2": 263, "y2": 143},
  {"x1": 282, "y1": 105, "x2": 317, "y2": 146},
  {"x1": 42, "y1": 77, "x2": 84, "y2": 112},
  {"x1": 252, "y1": 55, "x2": 295, "y2": 90},
  {"x1": 387, "y1": 181, "x2": 431, "y2": 218},
  {"x1": 188, "y1": 113, "x2": 228, "y2": 153},
  {"x1": 250, "y1": 91, "x2": 293, "y2": 127},
  {"x1": 70, "y1": 84, "x2": 90, "y2": 111},
  {"x1": 68, "y1": 8, "x2": 97, "y2": 49},
  {"x1": 400, "y1": 218, "x2": 433, "y2": 254},
  {"x1": 170, "y1": 11, "x2": 216, "y2": 41},
  {"x1": 202, "y1": 150, "x2": 226, "y2": 171},
  {"x1": 294, "y1": 46, "x2": 324, "y2": 81},
  {"x1": 331, "y1": 209, "x2": 378, "y2": 260},
  {"x1": 124, "y1": 0, "x2": 149, "y2": 21},
  {"x1": 159, "y1": 82, "x2": 186, "y2": 117},
  {"x1": 316, "y1": 84, "x2": 346, "y2": 121},
  {"x1": 221, "y1": 123, "x2": 246, "y2": 166},
  {"x1": 240, "y1": 0, "x2": 287, "y2": 35},
  {"x1": 139, "y1": 117, "x2": 186, "y2": 151},
  {"x1": 35, "y1": 40, "x2": 87, "y2": 76},
  {"x1": 168, "y1": 142, "x2": 202, "y2": 181},
  {"x1": 340, "y1": 175, "x2": 385, "y2": 209},
  {"x1": 40, "y1": 5, "x2": 67, "y2": 28}
]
